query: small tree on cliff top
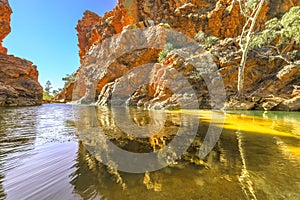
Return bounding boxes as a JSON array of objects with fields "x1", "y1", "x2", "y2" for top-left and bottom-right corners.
[
  {"x1": 44, "y1": 80, "x2": 52, "y2": 94},
  {"x1": 62, "y1": 73, "x2": 76, "y2": 87},
  {"x1": 237, "y1": 0, "x2": 265, "y2": 96},
  {"x1": 251, "y1": 6, "x2": 300, "y2": 64},
  {"x1": 43, "y1": 80, "x2": 53, "y2": 100}
]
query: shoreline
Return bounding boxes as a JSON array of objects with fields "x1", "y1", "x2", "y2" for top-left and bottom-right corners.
[{"x1": 39, "y1": 100, "x2": 300, "y2": 112}]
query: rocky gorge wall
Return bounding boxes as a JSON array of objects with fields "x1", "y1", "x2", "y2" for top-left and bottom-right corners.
[
  {"x1": 58, "y1": 0, "x2": 300, "y2": 111},
  {"x1": 0, "y1": 0, "x2": 11, "y2": 54},
  {"x1": 0, "y1": 0, "x2": 42, "y2": 106}
]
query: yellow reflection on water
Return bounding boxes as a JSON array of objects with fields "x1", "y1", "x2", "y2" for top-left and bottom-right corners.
[
  {"x1": 286, "y1": 146, "x2": 300, "y2": 162},
  {"x1": 167, "y1": 110, "x2": 300, "y2": 138},
  {"x1": 167, "y1": 109, "x2": 300, "y2": 163}
]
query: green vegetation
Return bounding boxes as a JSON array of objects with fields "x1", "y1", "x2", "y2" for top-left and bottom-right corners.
[
  {"x1": 43, "y1": 81, "x2": 63, "y2": 100},
  {"x1": 105, "y1": 18, "x2": 112, "y2": 25},
  {"x1": 163, "y1": 23, "x2": 171, "y2": 29},
  {"x1": 43, "y1": 80, "x2": 53, "y2": 101},
  {"x1": 43, "y1": 93, "x2": 53, "y2": 101},
  {"x1": 161, "y1": 19, "x2": 171, "y2": 29},
  {"x1": 251, "y1": 6, "x2": 300, "y2": 64},
  {"x1": 52, "y1": 89, "x2": 61, "y2": 97},
  {"x1": 158, "y1": 43, "x2": 173, "y2": 62},
  {"x1": 194, "y1": 31, "x2": 218, "y2": 46},
  {"x1": 244, "y1": 0, "x2": 260, "y2": 10},
  {"x1": 125, "y1": 24, "x2": 137, "y2": 30},
  {"x1": 42, "y1": 73, "x2": 75, "y2": 101},
  {"x1": 236, "y1": 2, "x2": 299, "y2": 96},
  {"x1": 62, "y1": 73, "x2": 76, "y2": 87},
  {"x1": 205, "y1": 36, "x2": 218, "y2": 46}
]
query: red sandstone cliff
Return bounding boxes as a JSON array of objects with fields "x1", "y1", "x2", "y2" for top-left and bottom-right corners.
[
  {"x1": 75, "y1": 0, "x2": 286, "y2": 65},
  {"x1": 0, "y1": 0, "x2": 42, "y2": 106},
  {"x1": 0, "y1": 0, "x2": 11, "y2": 54},
  {"x1": 59, "y1": 0, "x2": 300, "y2": 111}
]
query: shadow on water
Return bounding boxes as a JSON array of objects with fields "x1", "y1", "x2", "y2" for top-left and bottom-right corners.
[{"x1": 0, "y1": 104, "x2": 299, "y2": 199}]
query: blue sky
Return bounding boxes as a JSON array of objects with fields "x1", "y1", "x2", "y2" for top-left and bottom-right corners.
[{"x1": 3, "y1": 0, "x2": 117, "y2": 90}]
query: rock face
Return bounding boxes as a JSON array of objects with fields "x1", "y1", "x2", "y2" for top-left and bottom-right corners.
[
  {"x1": 62, "y1": 0, "x2": 300, "y2": 111},
  {"x1": 0, "y1": 54, "x2": 43, "y2": 106},
  {"x1": 76, "y1": 11, "x2": 101, "y2": 64},
  {"x1": 207, "y1": 38, "x2": 300, "y2": 111},
  {"x1": 52, "y1": 82, "x2": 74, "y2": 103},
  {"x1": 0, "y1": 0, "x2": 43, "y2": 106},
  {"x1": 75, "y1": 0, "x2": 300, "y2": 64},
  {"x1": 0, "y1": 0, "x2": 11, "y2": 54}
]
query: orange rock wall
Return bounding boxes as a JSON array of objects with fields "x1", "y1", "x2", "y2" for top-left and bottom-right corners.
[
  {"x1": 0, "y1": 0, "x2": 11, "y2": 54},
  {"x1": 76, "y1": 0, "x2": 300, "y2": 64},
  {"x1": 0, "y1": 0, "x2": 43, "y2": 106},
  {"x1": 63, "y1": 0, "x2": 300, "y2": 110}
]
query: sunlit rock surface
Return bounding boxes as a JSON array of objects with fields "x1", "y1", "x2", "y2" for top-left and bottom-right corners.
[
  {"x1": 0, "y1": 0, "x2": 43, "y2": 106},
  {"x1": 60, "y1": 0, "x2": 300, "y2": 111},
  {"x1": 0, "y1": 54, "x2": 43, "y2": 106},
  {"x1": 0, "y1": 0, "x2": 11, "y2": 54}
]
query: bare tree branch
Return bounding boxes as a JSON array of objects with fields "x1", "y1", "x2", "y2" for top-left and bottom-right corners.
[
  {"x1": 252, "y1": 47, "x2": 293, "y2": 65},
  {"x1": 269, "y1": 45, "x2": 293, "y2": 64},
  {"x1": 281, "y1": 39, "x2": 295, "y2": 54}
]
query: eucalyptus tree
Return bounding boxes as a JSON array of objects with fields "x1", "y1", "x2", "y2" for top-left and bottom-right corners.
[
  {"x1": 237, "y1": 0, "x2": 265, "y2": 96},
  {"x1": 251, "y1": 6, "x2": 300, "y2": 64}
]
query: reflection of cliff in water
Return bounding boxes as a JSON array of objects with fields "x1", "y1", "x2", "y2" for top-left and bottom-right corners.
[
  {"x1": 69, "y1": 142, "x2": 113, "y2": 200},
  {"x1": 1, "y1": 105, "x2": 299, "y2": 199},
  {"x1": 71, "y1": 107, "x2": 300, "y2": 199},
  {"x1": 70, "y1": 141, "x2": 247, "y2": 199},
  {"x1": 71, "y1": 106, "x2": 248, "y2": 199}
]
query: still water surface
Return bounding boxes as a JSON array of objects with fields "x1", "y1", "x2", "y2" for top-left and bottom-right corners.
[{"x1": 0, "y1": 104, "x2": 299, "y2": 199}]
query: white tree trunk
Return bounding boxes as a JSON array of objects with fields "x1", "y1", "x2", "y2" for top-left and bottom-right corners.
[{"x1": 237, "y1": 0, "x2": 265, "y2": 96}]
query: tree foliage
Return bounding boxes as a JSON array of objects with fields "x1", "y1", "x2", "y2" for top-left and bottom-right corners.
[
  {"x1": 43, "y1": 80, "x2": 53, "y2": 100},
  {"x1": 251, "y1": 6, "x2": 300, "y2": 63},
  {"x1": 158, "y1": 43, "x2": 173, "y2": 62},
  {"x1": 52, "y1": 89, "x2": 59, "y2": 96},
  {"x1": 194, "y1": 31, "x2": 218, "y2": 46},
  {"x1": 44, "y1": 80, "x2": 52, "y2": 94},
  {"x1": 205, "y1": 36, "x2": 219, "y2": 46},
  {"x1": 62, "y1": 73, "x2": 76, "y2": 87}
]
